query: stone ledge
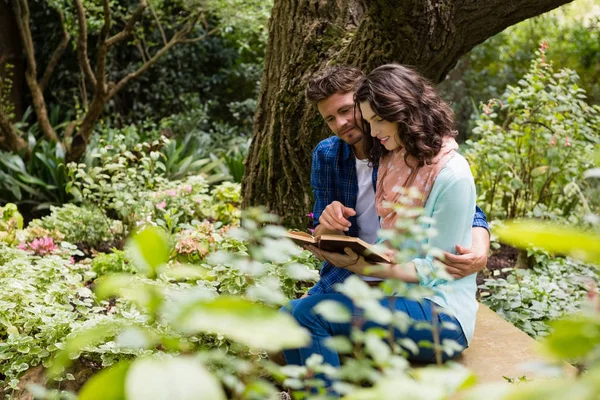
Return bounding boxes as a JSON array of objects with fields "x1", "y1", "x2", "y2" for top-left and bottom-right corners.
[{"x1": 458, "y1": 303, "x2": 577, "y2": 383}]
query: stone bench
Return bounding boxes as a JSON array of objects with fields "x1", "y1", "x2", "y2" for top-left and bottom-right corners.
[{"x1": 458, "y1": 303, "x2": 577, "y2": 383}]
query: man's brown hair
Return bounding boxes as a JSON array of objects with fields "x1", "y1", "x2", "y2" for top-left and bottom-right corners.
[{"x1": 306, "y1": 64, "x2": 364, "y2": 104}]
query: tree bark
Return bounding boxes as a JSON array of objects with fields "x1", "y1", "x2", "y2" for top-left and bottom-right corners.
[
  {"x1": 0, "y1": 1, "x2": 25, "y2": 122},
  {"x1": 242, "y1": 0, "x2": 574, "y2": 228}
]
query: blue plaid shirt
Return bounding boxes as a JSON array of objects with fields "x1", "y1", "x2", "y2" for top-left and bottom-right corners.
[{"x1": 308, "y1": 136, "x2": 489, "y2": 295}]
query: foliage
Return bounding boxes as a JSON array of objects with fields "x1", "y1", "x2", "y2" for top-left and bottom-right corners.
[
  {"x1": 0, "y1": 139, "x2": 70, "y2": 212},
  {"x1": 471, "y1": 220, "x2": 600, "y2": 399},
  {"x1": 159, "y1": 100, "x2": 253, "y2": 183},
  {"x1": 28, "y1": 195, "x2": 480, "y2": 400},
  {"x1": 91, "y1": 251, "x2": 136, "y2": 278},
  {"x1": 465, "y1": 44, "x2": 599, "y2": 222},
  {"x1": 479, "y1": 256, "x2": 599, "y2": 337},
  {"x1": 0, "y1": 204, "x2": 24, "y2": 245},
  {"x1": 440, "y1": 2, "x2": 600, "y2": 137},
  {"x1": 0, "y1": 245, "x2": 99, "y2": 389},
  {"x1": 27, "y1": 204, "x2": 124, "y2": 250},
  {"x1": 47, "y1": 221, "x2": 312, "y2": 398},
  {"x1": 67, "y1": 135, "x2": 229, "y2": 231},
  {"x1": 2, "y1": 0, "x2": 270, "y2": 162}
]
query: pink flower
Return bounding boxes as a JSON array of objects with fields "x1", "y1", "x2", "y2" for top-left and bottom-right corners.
[
  {"x1": 183, "y1": 185, "x2": 192, "y2": 193},
  {"x1": 20, "y1": 237, "x2": 58, "y2": 256},
  {"x1": 307, "y1": 212, "x2": 314, "y2": 219},
  {"x1": 167, "y1": 189, "x2": 177, "y2": 197},
  {"x1": 550, "y1": 134, "x2": 557, "y2": 146},
  {"x1": 156, "y1": 201, "x2": 167, "y2": 209},
  {"x1": 70, "y1": 256, "x2": 75, "y2": 264},
  {"x1": 565, "y1": 137, "x2": 571, "y2": 147}
]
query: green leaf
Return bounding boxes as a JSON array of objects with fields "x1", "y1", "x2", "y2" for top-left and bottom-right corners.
[
  {"x1": 583, "y1": 168, "x2": 600, "y2": 179},
  {"x1": 161, "y1": 264, "x2": 211, "y2": 281},
  {"x1": 313, "y1": 300, "x2": 352, "y2": 323},
  {"x1": 79, "y1": 361, "x2": 130, "y2": 400},
  {"x1": 177, "y1": 296, "x2": 309, "y2": 351},
  {"x1": 541, "y1": 314, "x2": 600, "y2": 360},
  {"x1": 49, "y1": 322, "x2": 122, "y2": 377},
  {"x1": 125, "y1": 356, "x2": 226, "y2": 400},
  {"x1": 495, "y1": 221, "x2": 600, "y2": 265},
  {"x1": 531, "y1": 166, "x2": 549, "y2": 177},
  {"x1": 126, "y1": 226, "x2": 170, "y2": 278}
]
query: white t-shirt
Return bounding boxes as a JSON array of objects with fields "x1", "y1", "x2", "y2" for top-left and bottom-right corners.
[{"x1": 355, "y1": 159, "x2": 382, "y2": 282}]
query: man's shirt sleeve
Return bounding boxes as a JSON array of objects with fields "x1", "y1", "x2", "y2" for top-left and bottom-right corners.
[
  {"x1": 472, "y1": 205, "x2": 489, "y2": 233},
  {"x1": 311, "y1": 144, "x2": 334, "y2": 228}
]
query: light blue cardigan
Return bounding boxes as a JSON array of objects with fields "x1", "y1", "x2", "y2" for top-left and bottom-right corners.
[{"x1": 411, "y1": 153, "x2": 478, "y2": 345}]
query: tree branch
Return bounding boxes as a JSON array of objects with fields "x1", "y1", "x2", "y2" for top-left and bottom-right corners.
[
  {"x1": 105, "y1": 0, "x2": 148, "y2": 48},
  {"x1": 11, "y1": 0, "x2": 36, "y2": 78},
  {"x1": 11, "y1": 0, "x2": 59, "y2": 143},
  {"x1": 107, "y1": 13, "x2": 202, "y2": 99},
  {"x1": 108, "y1": 35, "x2": 181, "y2": 99},
  {"x1": 148, "y1": 1, "x2": 167, "y2": 46},
  {"x1": 93, "y1": 0, "x2": 112, "y2": 94},
  {"x1": 40, "y1": 12, "x2": 70, "y2": 91},
  {"x1": 73, "y1": 0, "x2": 97, "y2": 88},
  {"x1": 181, "y1": 26, "x2": 219, "y2": 43}
]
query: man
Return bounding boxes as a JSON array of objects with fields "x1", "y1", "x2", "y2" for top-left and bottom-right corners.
[{"x1": 304, "y1": 64, "x2": 490, "y2": 295}]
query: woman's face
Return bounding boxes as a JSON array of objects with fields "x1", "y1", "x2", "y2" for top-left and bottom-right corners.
[{"x1": 359, "y1": 102, "x2": 403, "y2": 151}]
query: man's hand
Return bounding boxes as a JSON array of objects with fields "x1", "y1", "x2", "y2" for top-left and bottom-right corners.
[
  {"x1": 440, "y1": 228, "x2": 490, "y2": 278},
  {"x1": 318, "y1": 201, "x2": 356, "y2": 232},
  {"x1": 441, "y1": 244, "x2": 487, "y2": 278}
]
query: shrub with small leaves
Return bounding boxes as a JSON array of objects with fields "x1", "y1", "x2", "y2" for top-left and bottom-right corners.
[
  {"x1": 27, "y1": 204, "x2": 124, "y2": 250},
  {"x1": 465, "y1": 42, "x2": 599, "y2": 222},
  {"x1": 479, "y1": 256, "x2": 600, "y2": 337},
  {"x1": 91, "y1": 250, "x2": 137, "y2": 278}
]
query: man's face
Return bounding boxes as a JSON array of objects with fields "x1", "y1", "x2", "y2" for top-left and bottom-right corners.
[{"x1": 317, "y1": 92, "x2": 363, "y2": 146}]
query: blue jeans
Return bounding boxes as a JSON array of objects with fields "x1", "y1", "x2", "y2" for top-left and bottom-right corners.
[{"x1": 282, "y1": 293, "x2": 467, "y2": 368}]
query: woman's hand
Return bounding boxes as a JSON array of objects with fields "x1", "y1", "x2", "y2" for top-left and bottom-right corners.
[{"x1": 306, "y1": 245, "x2": 367, "y2": 274}]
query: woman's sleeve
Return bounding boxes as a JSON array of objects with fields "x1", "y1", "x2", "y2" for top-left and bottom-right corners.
[{"x1": 413, "y1": 170, "x2": 476, "y2": 287}]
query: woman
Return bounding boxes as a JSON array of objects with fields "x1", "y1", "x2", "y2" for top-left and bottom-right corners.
[{"x1": 283, "y1": 64, "x2": 477, "y2": 372}]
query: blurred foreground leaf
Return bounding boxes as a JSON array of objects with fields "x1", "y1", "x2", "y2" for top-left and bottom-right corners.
[
  {"x1": 495, "y1": 221, "x2": 600, "y2": 265},
  {"x1": 177, "y1": 296, "x2": 309, "y2": 351}
]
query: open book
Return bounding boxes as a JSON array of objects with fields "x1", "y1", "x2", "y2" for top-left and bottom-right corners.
[{"x1": 285, "y1": 231, "x2": 391, "y2": 264}]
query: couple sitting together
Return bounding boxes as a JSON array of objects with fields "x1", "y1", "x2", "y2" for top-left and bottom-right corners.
[{"x1": 281, "y1": 64, "x2": 491, "y2": 373}]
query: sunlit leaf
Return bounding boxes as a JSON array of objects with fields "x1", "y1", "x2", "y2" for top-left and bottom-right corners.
[
  {"x1": 495, "y1": 221, "x2": 600, "y2": 265},
  {"x1": 583, "y1": 167, "x2": 600, "y2": 179},
  {"x1": 531, "y1": 166, "x2": 549, "y2": 177},
  {"x1": 541, "y1": 314, "x2": 600, "y2": 360},
  {"x1": 126, "y1": 227, "x2": 170, "y2": 278},
  {"x1": 125, "y1": 356, "x2": 226, "y2": 400},
  {"x1": 177, "y1": 296, "x2": 309, "y2": 351},
  {"x1": 49, "y1": 322, "x2": 123, "y2": 377},
  {"x1": 79, "y1": 361, "x2": 130, "y2": 400},
  {"x1": 313, "y1": 300, "x2": 352, "y2": 323}
]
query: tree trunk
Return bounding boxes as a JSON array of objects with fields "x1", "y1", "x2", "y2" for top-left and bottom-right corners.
[
  {"x1": 243, "y1": 0, "x2": 573, "y2": 228},
  {"x1": 0, "y1": 1, "x2": 25, "y2": 122}
]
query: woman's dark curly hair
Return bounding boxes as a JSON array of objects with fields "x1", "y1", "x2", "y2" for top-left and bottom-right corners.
[{"x1": 355, "y1": 64, "x2": 457, "y2": 167}]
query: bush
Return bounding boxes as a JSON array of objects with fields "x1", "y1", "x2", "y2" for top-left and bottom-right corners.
[
  {"x1": 0, "y1": 246, "x2": 101, "y2": 388},
  {"x1": 479, "y1": 255, "x2": 599, "y2": 337},
  {"x1": 91, "y1": 250, "x2": 136, "y2": 277},
  {"x1": 465, "y1": 44, "x2": 599, "y2": 222},
  {"x1": 440, "y1": 2, "x2": 600, "y2": 138},
  {"x1": 27, "y1": 204, "x2": 124, "y2": 249}
]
